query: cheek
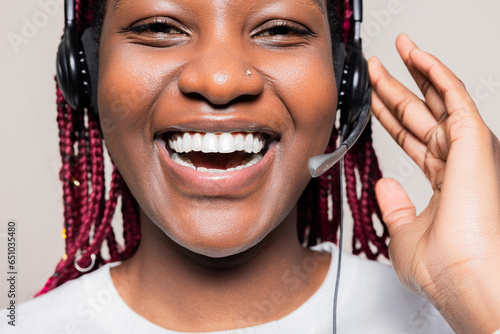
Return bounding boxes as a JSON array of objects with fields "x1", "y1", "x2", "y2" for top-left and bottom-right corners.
[
  {"x1": 296, "y1": 66, "x2": 337, "y2": 149},
  {"x1": 98, "y1": 47, "x2": 163, "y2": 137},
  {"x1": 96, "y1": 44, "x2": 171, "y2": 206},
  {"x1": 263, "y1": 52, "x2": 337, "y2": 154},
  {"x1": 296, "y1": 58, "x2": 337, "y2": 139}
]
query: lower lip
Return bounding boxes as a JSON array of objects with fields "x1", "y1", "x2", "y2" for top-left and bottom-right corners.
[{"x1": 156, "y1": 141, "x2": 277, "y2": 196}]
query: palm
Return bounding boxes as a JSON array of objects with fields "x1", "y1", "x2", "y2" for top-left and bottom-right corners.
[
  {"x1": 368, "y1": 34, "x2": 500, "y2": 300},
  {"x1": 423, "y1": 123, "x2": 448, "y2": 189}
]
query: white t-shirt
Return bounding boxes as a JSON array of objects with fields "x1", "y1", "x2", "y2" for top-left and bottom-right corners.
[{"x1": 1, "y1": 242, "x2": 453, "y2": 333}]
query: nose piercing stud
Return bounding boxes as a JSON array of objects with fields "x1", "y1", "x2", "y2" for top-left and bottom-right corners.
[{"x1": 246, "y1": 70, "x2": 252, "y2": 76}]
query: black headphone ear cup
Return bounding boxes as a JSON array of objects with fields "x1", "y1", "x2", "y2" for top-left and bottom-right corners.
[
  {"x1": 81, "y1": 28, "x2": 98, "y2": 112},
  {"x1": 333, "y1": 44, "x2": 347, "y2": 90},
  {"x1": 337, "y1": 43, "x2": 370, "y2": 128},
  {"x1": 336, "y1": 60, "x2": 350, "y2": 120},
  {"x1": 56, "y1": 20, "x2": 91, "y2": 110}
]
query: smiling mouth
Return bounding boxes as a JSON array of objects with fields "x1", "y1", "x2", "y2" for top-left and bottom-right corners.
[{"x1": 157, "y1": 132, "x2": 274, "y2": 173}]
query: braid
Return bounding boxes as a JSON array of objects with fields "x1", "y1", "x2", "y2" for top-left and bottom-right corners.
[
  {"x1": 344, "y1": 123, "x2": 389, "y2": 259},
  {"x1": 37, "y1": 0, "x2": 141, "y2": 296},
  {"x1": 38, "y1": 94, "x2": 141, "y2": 295},
  {"x1": 74, "y1": 110, "x2": 89, "y2": 245},
  {"x1": 58, "y1": 90, "x2": 78, "y2": 269},
  {"x1": 121, "y1": 183, "x2": 141, "y2": 259},
  {"x1": 297, "y1": 0, "x2": 389, "y2": 260},
  {"x1": 298, "y1": 119, "x2": 389, "y2": 260},
  {"x1": 319, "y1": 130, "x2": 341, "y2": 244}
]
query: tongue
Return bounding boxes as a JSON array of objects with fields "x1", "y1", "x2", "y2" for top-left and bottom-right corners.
[{"x1": 185, "y1": 152, "x2": 249, "y2": 169}]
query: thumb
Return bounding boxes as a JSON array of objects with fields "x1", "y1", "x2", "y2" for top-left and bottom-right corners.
[{"x1": 375, "y1": 178, "x2": 416, "y2": 237}]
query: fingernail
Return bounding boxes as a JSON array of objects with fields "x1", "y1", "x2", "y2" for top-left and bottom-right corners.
[
  {"x1": 399, "y1": 33, "x2": 410, "y2": 40},
  {"x1": 397, "y1": 33, "x2": 419, "y2": 51}
]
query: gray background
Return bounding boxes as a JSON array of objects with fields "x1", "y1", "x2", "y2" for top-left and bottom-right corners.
[{"x1": 1, "y1": 0, "x2": 500, "y2": 308}]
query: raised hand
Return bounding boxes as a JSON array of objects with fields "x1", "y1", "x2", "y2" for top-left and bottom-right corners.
[{"x1": 368, "y1": 33, "x2": 500, "y2": 333}]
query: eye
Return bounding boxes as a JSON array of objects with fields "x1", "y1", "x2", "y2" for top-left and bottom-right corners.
[
  {"x1": 254, "y1": 20, "x2": 315, "y2": 38},
  {"x1": 142, "y1": 22, "x2": 180, "y2": 34},
  {"x1": 121, "y1": 17, "x2": 189, "y2": 47},
  {"x1": 126, "y1": 20, "x2": 183, "y2": 34}
]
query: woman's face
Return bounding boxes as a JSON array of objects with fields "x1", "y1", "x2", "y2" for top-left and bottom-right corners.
[{"x1": 98, "y1": 0, "x2": 337, "y2": 257}]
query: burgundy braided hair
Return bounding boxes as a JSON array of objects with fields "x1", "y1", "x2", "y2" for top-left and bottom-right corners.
[
  {"x1": 38, "y1": 0, "x2": 388, "y2": 296},
  {"x1": 36, "y1": 0, "x2": 140, "y2": 296},
  {"x1": 298, "y1": 0, "x2": 389, "y2": 258}
]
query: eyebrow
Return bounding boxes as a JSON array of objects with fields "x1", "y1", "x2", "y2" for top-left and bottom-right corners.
[{"x1": 113, "y1": 0, "x2": 325, "y2": 12}]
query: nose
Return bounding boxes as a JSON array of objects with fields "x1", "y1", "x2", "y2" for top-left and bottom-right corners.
[{"x1": 178, "y1": 44, "x2": 264, "y2": 106}]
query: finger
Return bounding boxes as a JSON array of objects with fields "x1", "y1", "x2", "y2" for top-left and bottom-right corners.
[
  {"x1": 395, "y1": 34, "x2": 448, "y2": 120},
  {"x1": 408, "y1": 46, "x2": 495, "y2": 173},
  {"x1": 406, "y1": 46, "x2": 500, "y2": 226},
  {"x1": 371, "y1": 91, "x2": 426, "y2": 169},
  {"x1": 369, "y1": 56, "x2": 438, "y2": 144},
  {"x1": 407, "y1": 47, "x2": 482, "y2": 122},
  {"x1": 375, "y1": 178, "x2": 416, "y2": 237}
]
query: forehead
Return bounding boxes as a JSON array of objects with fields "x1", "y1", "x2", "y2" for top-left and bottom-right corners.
[{"x1": 112, "y1": 0, "x2": 325, "y2": 12}]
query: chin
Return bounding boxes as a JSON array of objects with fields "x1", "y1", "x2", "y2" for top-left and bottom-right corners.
[
  {"x1": 149, "y1": 204, "x2": 281, "y2": 259},
  {"x1": 180, "y1": 238, "x2": 260, "y2": 259}
]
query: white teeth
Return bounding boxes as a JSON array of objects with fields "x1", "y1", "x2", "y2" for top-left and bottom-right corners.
[
  {"x1": 219, "y1": 133, "x2": 236, "y2": 153},
  {"x1": 170, "y1": 153, "x2": 264, "y2": 173},
  {"x1": 164, "y1": 132, "x2": 268, "y2": 173},
  {"x1": 182, "y1": 133, "x2": 192, "y2": 153},
  {"x1": 171, "y1": 153, "x2": 196, "y2": 170},
  {"x1": 202, "y1": 133, "x2": 218, "y2": 153},
  {"x1": 192, "y1": 133, "x2": 202, "y2": 152},
  {"x1": 176, "y1": 136, "x2": 183, "y2": 153},
  {"x1": 252, "y1": 137, "x2": 260, "y2": 154},
  {"x1": 242, "y1": 153, "x2": 263, "y2": 167},
  {"x1": 244, "y1": 134, "x2": 254, "y2": 153},
  {"x1": 235, "y1": 134, "x2": 244, "y2": 150},
  {"x1": 167, "y1": 132, "x2": 266, "y2": 155}
]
